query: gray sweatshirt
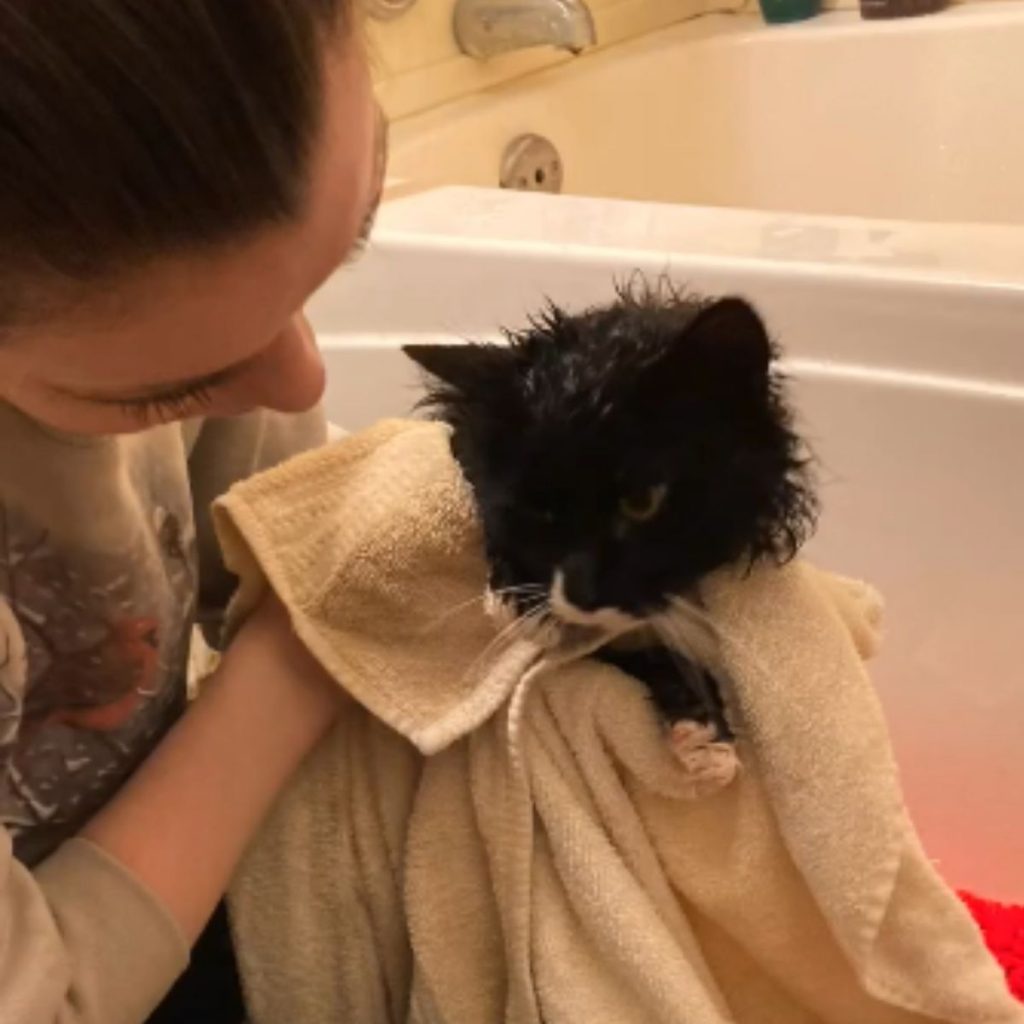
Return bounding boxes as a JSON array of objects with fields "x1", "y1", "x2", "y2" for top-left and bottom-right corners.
[{"x1": 0, "y1": 400, "x2": 325, "y2": 1023}]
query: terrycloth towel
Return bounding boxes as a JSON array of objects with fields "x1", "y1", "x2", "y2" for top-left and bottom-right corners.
[{"x1": 213, "y1": 419, "x2": 1022, "y2": 1024}]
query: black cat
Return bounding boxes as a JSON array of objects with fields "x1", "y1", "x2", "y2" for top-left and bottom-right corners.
[{"x1": 405, "y1": 280, "x2": 816, "y2": 773}]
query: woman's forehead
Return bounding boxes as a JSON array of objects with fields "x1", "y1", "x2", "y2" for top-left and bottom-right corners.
[{"x1": 7, "y1": 43, "x2": 377, "y2": 394}]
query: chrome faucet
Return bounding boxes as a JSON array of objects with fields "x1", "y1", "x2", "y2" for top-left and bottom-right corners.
[{"x1": 453, "y1": 0, "x2": 596, "y2": 58}]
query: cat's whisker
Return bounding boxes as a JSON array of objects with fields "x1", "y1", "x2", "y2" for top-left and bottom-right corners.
[
  {"x1": 514, "y1": 602, "x2": 557, "y2": 648},
  {"x1": 655, "y1": 615, "x2": 702, "y2": 665},
  {"x1": 484, "y1": 585, "x2": 547, "y2": 626},
  {"x1": 653, "y1": 605, "x2": 732, "y2": 716},
  {"x1": 653, "y1": 602, "x2": 718, "y2": 673},
  {"x1": 507, "y1": 599, "x2": 551, "y2": 636},
  {"x1": 420, "y1": 593, "x2": 488, "y2": 633},
  {"x1": 667, "y1": 594, "x2": 717, "y2": 637},
  {"x1": 651, "y1": 619, "x2": 707, "y2": 685},
  {"x1": 459, "y1": 599, "x2": 551, "y2": 684},
  {"x1": 421, "y1": 584, "x2": 549, "y2": 634},
  {"x1": 651, "y1": 614, "x2": 733, "y2": 729},
  {"x1": 667, "y1": 592, "x2": 713, "y2": 624}
]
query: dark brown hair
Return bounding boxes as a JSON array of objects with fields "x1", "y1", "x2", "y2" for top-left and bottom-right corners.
[{"x1": 0, "y1": 0, "x2": 348, "y2": 326}]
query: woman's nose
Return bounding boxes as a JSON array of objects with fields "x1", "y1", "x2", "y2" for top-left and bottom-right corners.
[{"x1": 233, "y1": 314, "x2": 326, "y2": 415}]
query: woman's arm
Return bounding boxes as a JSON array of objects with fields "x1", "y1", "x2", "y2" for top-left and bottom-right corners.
[
  {"x1": 82, "y1": 595, "x2": 344, "y2": 942},
  {"x1": 0, "y1": 594, "x2": 342, "y2": 1024}
]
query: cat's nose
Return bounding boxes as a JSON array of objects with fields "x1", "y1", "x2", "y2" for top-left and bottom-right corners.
[{"x1": 560, "y1": 552, "x2": 601, "y2": 611}]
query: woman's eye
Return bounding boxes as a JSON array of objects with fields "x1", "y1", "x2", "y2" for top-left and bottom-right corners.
[
  {"x1": 619, "y1": 484, "x2": 668, "y2": 523},
  {"x1": 115, "y1": 385, "x2": 215, "y2": 425}
]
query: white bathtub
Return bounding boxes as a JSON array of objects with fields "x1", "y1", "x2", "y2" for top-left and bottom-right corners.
[
  {"x1": 309, "y1": 184, "x2": 1024, "y2": 902},
  {"x1": 311, "y1": 0, "x2": 1024, "y2": 907},
  {"x1": 386, "y1": 2, "x2": 1024, "y2": 224}
]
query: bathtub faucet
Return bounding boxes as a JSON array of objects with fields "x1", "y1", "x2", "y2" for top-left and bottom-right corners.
[{"x1": 453, "y1": 0, "x2": 596, "y2": 58}]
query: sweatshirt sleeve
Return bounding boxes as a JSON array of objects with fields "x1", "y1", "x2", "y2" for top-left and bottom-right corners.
[
  {"x1": 187, "y1": 406, "x2": 327, "y2": 644},
  {"x1": 0, "y1": 833, "x2": 189, "y2": 1024},
  {"x1": 0, "y1": 592, "x2": 188, "y2": 1024}
]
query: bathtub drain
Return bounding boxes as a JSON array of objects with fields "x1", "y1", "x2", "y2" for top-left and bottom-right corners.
[{"x1": 499, "y1": 134, "x2": 564, "y2": 194}]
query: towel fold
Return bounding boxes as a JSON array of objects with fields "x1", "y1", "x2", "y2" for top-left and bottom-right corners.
[{"x1": 214, "y1": 419, "x2": 1022, "y2": 1024}]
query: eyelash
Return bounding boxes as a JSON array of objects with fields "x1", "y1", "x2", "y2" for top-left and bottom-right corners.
[
  {"x1": 346, "y1": 200, "x2": 379, "y2": 264},
  {"x1": 346, "y1": 232, "x2": 370, "y2": 265},
  {"x1": 117, "y1": 383, "x2": 215, "y2": 422}
]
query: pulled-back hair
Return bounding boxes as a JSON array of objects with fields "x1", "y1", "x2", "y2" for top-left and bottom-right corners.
[{"x1": 0, "y1": 0, "x2": 349, "y2": 325}]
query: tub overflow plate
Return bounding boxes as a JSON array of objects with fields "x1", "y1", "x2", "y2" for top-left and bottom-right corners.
[{"x1": 499, "y1": 134, "x2": 564, "y2": 194}]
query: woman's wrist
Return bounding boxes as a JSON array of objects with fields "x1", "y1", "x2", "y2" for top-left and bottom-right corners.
[{"x1": 217, "y1": 595, "x2": 345, "y2": 736}]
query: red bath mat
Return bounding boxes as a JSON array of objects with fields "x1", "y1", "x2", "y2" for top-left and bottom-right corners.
[{"x1": 961, "y1": 891, "x2": 1024, "y2": 1000}]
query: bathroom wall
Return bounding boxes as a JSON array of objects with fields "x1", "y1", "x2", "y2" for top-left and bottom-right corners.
[
  {"x1": 369, "y1": 0, "x2": 997, "y2": 120},
  {"x1": 369, "y1": 0, "x2": 716, "y2": 118},
  {"x1": 821, "y1": 0, "x2": 1002, "y2": 8}
]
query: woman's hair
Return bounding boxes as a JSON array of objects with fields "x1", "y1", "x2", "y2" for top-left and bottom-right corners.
[{"x1": 0, "y1": 0, "x2": 348, "y2": 326}]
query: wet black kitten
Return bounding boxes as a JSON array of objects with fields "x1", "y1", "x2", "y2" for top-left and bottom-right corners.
[{"x1": 404, "y1": 282, "x2": 816, "y2": 747}]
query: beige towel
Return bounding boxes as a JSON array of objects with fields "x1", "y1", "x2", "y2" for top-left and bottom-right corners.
[{"x1": 213, "y1": 419, "x2": 1021, "y2": 1024}]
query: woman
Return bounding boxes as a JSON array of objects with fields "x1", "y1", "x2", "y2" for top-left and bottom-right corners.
[{"x1": 0, "y1": 2, "x2": 384, "y2": 1020}]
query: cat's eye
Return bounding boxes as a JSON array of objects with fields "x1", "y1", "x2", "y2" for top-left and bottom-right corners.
[{"x1": 619, "y1": 484, "x2": 668, "y2": 523}]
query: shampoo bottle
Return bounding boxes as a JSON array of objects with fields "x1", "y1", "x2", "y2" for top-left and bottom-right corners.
[{"x1": 757, "y1": 0, "x2": 820, "y2": 24}]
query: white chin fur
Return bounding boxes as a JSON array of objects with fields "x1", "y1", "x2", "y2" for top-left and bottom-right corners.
[
  {"x1": 483, "y1": 579, "x2": 718, "y2": 664},
  {"x1": 482, "y1": 577, "x2": 638, "y2": 651},
  {"x1": 484, "y1": 578, "x2": 720, "y2": 670},
  {"x1": 550, "y1": 571, "x2": 639, "y2": 633}
]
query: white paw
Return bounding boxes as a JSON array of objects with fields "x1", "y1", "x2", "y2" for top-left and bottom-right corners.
[{"x1": 668, "y1": 720, "x2": 739, "y2": 796}]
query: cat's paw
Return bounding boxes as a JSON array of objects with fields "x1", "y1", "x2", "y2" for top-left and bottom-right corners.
[{"x1": 668, "y1": 720, "x2": 739, "y2": 796}]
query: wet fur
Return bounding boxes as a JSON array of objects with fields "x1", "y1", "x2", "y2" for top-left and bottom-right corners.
[{"x1": 404, "y1": 280, "x2": 817, "y2": 741}]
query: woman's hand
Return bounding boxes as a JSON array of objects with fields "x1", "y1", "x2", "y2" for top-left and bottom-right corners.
[{"x1": 227, "y1": 591, "x2": 347, "y2": 721}]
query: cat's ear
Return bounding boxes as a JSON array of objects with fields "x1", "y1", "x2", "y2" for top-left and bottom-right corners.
[
  {"x1": 683, "y1": 297, "x2": 773, "y2": 382},
  {"x1": 403, "y1": 343, "x2": 515, "y2": 396}
]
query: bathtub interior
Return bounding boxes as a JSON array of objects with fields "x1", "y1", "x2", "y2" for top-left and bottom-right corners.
[
  {"x1": 309, "y1": 187, "x2": 1024, "y2": 902},
  {"x1": 385, "y1": 2, "x2": 1024, "y2": 224}
]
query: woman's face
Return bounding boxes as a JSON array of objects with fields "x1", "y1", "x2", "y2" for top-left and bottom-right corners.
[{"x1": 0, "y1": 40, "x2": 384, "y2": 436}]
